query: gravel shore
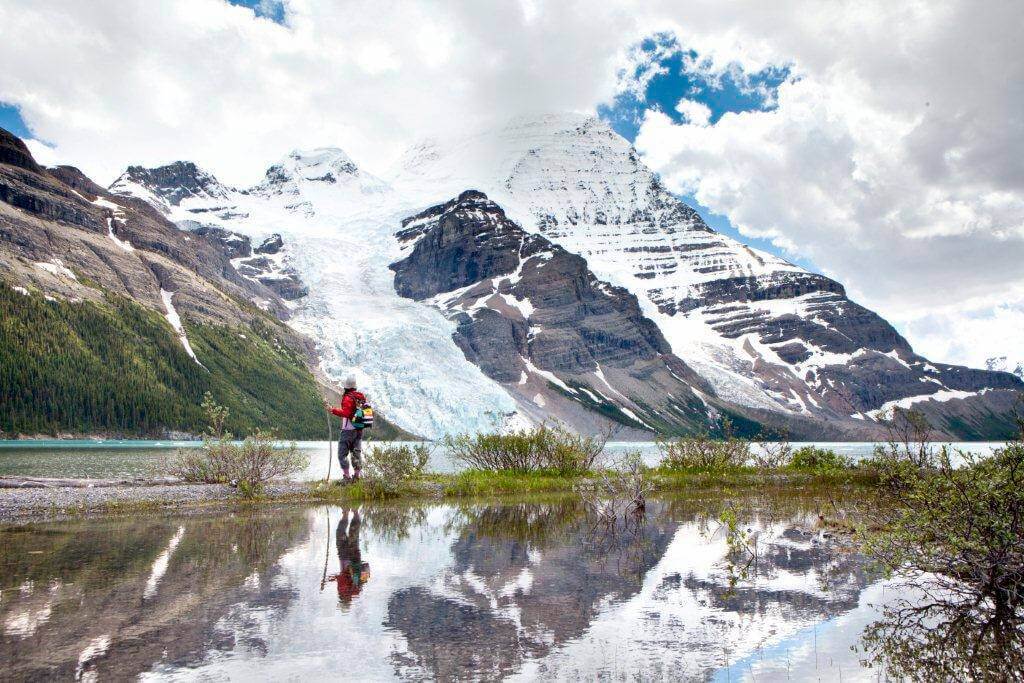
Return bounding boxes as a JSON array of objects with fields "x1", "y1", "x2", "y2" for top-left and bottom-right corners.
[{"x1": 0, "y1": 479, "x2": 313, "y2": 524}]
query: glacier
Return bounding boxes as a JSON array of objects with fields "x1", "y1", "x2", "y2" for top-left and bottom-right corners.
[{"x1": 112, "y1": 149, "x2": 519, "y2": 438}]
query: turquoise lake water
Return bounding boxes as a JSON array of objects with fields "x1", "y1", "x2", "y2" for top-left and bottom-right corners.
[{"x1": 0, "y1": 440, "x2": 1004, "y2": 480}]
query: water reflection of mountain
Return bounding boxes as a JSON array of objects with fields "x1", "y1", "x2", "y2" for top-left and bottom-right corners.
[
  {"x1": 0, "y1": 509, "x2": 311, "y2": 680},
  {"x1": 1, "y1": 495, "x2": 884, "y2": 680},
  {"x1": 682, "y1": 526, "x2": 871, "y2": 616},
  {"x1": 385, "y1": 498, "x2": 875, "y2": 680},
  {"x1": 386, "y1": 501, "x2": 677, "y2": 679}
]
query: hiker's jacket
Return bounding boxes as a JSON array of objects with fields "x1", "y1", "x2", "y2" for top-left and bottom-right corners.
[{"x1": 331, "y1": 391, "x2": 366, "y2": 430}]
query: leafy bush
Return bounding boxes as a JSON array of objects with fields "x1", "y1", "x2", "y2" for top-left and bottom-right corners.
[
  {"x1": 751, "y1": 431, "x2": 793, "y2": 469},
  {"x1": 657, "y1": 419, "x2": 750, "y2": 469},
  {"x1": 170, "y1": 393, "x2": 308, "y2": 497},
  {"x1": 579, "y1": 450, "x2": 652, "y2": 518},
  {"x1": 864, "y1": 408, "x2": 942, "y2": 490},
  {"x1": 445, "y1": 425, "x2": 602, "y2": 474},
  {"x1": 872, "y1": 407, "x2": 939, "y2": 469},
  {"x1": 861, "y1": 428, "x2": 1024, "y2": 679},
  {"x1": 362, "y1": 443, "x2": 433, "y2": 497},
  {"x1": 788, "y1": 446, "x2": 851, "y2": 471}
]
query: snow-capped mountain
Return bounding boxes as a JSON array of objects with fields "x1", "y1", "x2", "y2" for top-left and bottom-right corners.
[
  {"x1": 987, "y1": 356, "x2": 1024, "y2": 380},
  {"x1": 388, "y1": 113, "x2": 1023, "y2": 438},
  {"x1": 109, "y1": 113, "x2": 1023, "y2": 439},
  {"x1": 110, "y1": 160, "x2": 233, "y2": 213}
]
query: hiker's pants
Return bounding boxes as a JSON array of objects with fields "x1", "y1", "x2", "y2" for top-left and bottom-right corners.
[{"x1": 338, "y1": 429, "x2": 363, "y2": 471}]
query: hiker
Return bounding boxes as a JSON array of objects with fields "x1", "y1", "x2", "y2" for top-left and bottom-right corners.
[
  {"x1": 327, "y1": 508, "x2": 369, "y2": 606},
  {"x1": 328, "y1": 376, "x2": 367, "y2": 481}
]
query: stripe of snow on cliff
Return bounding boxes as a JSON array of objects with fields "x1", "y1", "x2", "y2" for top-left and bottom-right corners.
[
  {"x1": 865, "y1": 388, "x2": 989, "y2": 419},
  {"x1": 160, "y1": 289, "x2": 202, "y2": 365},
  {"x1": 522, "y1": 357, "x2": 576, "y2": 394},
  {"x1": 91, "y1": 197, "x2": 136, "y2": 251},
  {"x1": 105, "y1": 218, "x2": 134, "y2": 251}
]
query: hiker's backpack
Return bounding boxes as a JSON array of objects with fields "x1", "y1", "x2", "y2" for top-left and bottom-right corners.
[{"x1": 353, "y1": 405, "x2": 374, "y2": 430}]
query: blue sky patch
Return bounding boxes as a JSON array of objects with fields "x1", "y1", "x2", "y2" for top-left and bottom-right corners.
[
  {"x1": 600, "y1": 34, "x2": 791, "y2": 141},
  {"x1": 0, "y1": 102, "x2": 31, "y2": 139},
  {"x1": 598, "y1": 35, "x2": 811, "y2": 269},
  {"x1": 226, "y1": 0, "x2": 286, "y2": 24}
]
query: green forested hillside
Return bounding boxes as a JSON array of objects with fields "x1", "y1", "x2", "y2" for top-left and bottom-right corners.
[{"x1": 1, "y1": 284, "x2": 330, "y2": 438}]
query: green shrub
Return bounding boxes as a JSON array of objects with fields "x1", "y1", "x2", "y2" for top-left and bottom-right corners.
[
  {"x1": 444, "y1": 425, "x2": 602, "y2": 474},
  {"x1": 789, "y1": 446, "x2": 851, "y2": 471},
  {"x1": 170, "y1": 393, "x2": 308, "y2": 497},
  {"x1": 658, "y1": 419, "x2": 750, "y2": 469},
  {"x1": 751, "y1": 435, "x2": 793, "y2": 469},
  {"x1": 362, "y1": 443, "x2": 432, "y2": 498},
  {"x1": 861, "y1": 430, "x2": 1024, "y2": 680}
]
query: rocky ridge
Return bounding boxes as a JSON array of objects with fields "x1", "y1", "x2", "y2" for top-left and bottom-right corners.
[
  {"x1": 391, "y1": 190, "x2": 714, "y2": 434},
  {"x1": 0, "y1": 126, "x2": 349, "y2": 438}
]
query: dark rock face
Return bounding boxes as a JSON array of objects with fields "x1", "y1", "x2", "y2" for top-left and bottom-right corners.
[
  {"x1": 256, "y1": 273, "x2": 308, "y2": 300},
  {"x1": 255, "y1": 233, "x2": 283, "y2": 255},
  {"x1": 189, "y1": 225, "x2": 252, "y2": 259},
  {"x1": 114, "y1": 161, "x2": 231, "y2": 207},
  {"x1": 46, "y1": 165, "x2": 108, "y2": 197},
  {"x1": 663, "y1": 272, "x2": 848, "y2": 316},
  {"x1": 232, "y1": 234, "x2": 308, "y2": 301},
  {"x1": 0, "y1": 128, "x2": 44, "y2": 175},
  {"x1": 391, "y1": 190, "x2": 714, "y2": 434}
]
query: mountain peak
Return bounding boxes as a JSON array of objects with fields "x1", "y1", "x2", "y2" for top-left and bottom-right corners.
[
  {"x1": 0, "y1": 127, "x2": 45, "y2": 175},
  {"x1": 110, "y1": 160, "x2": 231, "y2": 209},
  {"x1": 260, "y1": 146, "x2": 359, "y2": 187}
]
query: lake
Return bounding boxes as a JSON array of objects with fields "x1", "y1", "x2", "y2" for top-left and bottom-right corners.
[
  {"x1": 0, "y1": 439, "x2": 1005, "y2": 480},
  {"x1": 0, "y1": 490, "x2": 904, "y2": 680}
]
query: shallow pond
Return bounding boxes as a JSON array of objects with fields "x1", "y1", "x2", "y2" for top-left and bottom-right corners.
[
  {"x1": 0, "y1": 490, "x2": 909, "y2": 680},
  {"x1": 0, "y1": 440, "x2": 1004, "y2": 480}
]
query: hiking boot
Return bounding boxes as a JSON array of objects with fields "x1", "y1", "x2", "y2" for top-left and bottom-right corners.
[{"x1": 352, "y1": 469, "x2": 362, "y2": 482}]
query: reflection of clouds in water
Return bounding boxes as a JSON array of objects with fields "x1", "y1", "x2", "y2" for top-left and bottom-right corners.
[
  {"x1": 142, "y1": 526, "x2": 185, "y2": 599},
  {"x1": 506, "y1": 512, "x2": 871, "y2": 681},
  {"x1": 719, "y1": 580, "x2": 900, "y2": 682},
  {"x1": 1, "y1": 498, "x2": 892, "y2": 680},
  {"x1": 1, "y1": 512, "x2": 312, "y2": 680},
  {"x1": 75, "y1": 634, "x2": 111, "y2": 682},
  {"x1": 3, "y1": 578, "x2": 63, "y2": 639}
]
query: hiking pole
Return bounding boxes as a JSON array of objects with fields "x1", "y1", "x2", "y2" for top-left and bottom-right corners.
[
  {"x1": 320, "y1": 507, "x2": 331, "y2": 591},
  {"x1": 325, "y1": 407, "x2": 333, "y2": 483}
]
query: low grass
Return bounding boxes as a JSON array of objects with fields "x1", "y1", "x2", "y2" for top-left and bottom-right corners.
[
  {"x1": 8, "y1": 465, "x2": 881, "y2": 524},
  {"x1": 301, "y1": 465, "x2": 880, "y2": 505}
]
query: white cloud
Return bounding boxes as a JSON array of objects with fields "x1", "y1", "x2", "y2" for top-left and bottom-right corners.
[
  {"x1": 0, "y1": 0, "x2": 651, "y2": 184},
  {"x1": 674, "y1": 98, "x2": 710, "y2": 126},
  {"x1": 902, "y1": 300, "x2": 1024, "y2": 374},
  {"x1": 631, "y1": 1, "x2": 1024, "y2": 367},
  {"x1": 0, "y1": 0, "x2": 1020, "y2": 368}
]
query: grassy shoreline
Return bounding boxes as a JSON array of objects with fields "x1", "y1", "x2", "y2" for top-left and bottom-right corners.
[{"x1": 0, "y1": 466, "x2": 880, "y2": 524}]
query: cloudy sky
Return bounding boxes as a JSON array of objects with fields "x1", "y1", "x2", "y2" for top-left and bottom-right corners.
[{"x1": 1, "y1": 0, "x2": 1021, "y2": 371}]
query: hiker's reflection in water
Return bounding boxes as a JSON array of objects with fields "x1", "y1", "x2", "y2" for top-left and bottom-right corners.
[{"x1": 328, "y1": 509, "x2": 370, "y2": 607}]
